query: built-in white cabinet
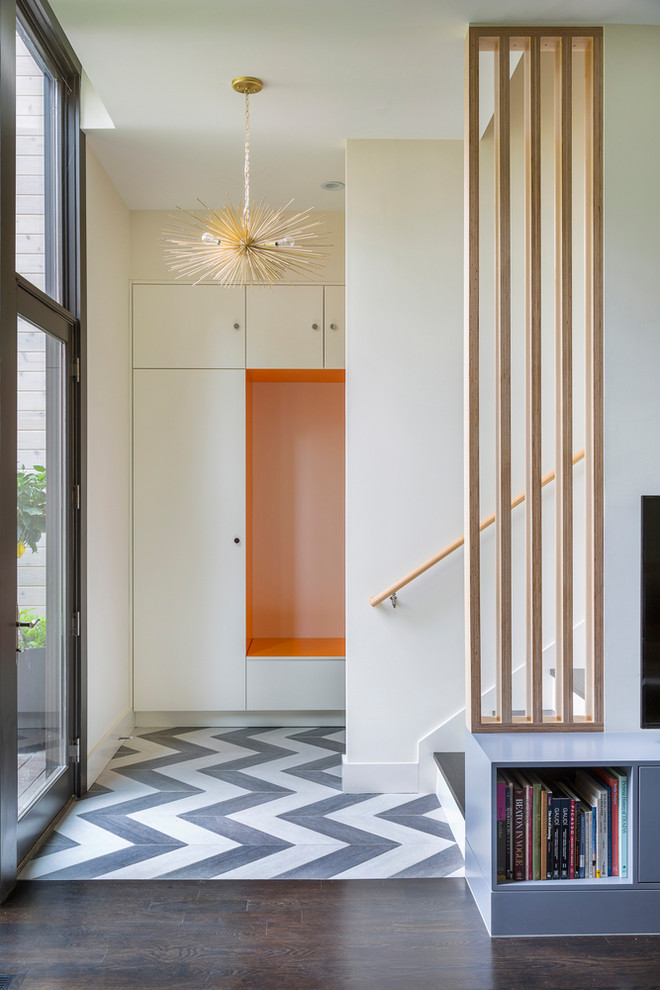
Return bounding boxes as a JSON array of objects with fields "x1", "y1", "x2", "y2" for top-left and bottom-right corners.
[
  {"x1": 324, "y1": 285, "x2": 345, "y2": 370},
  {"x1": 133, "y1": 284, "x2": 245, "y2": 368},
  {"x1": 133, "y1": 369, "x2": 246, "y2": 711},
  {"x1": 246, "y1": 285, "x2": 324, "y2": 368},
  {"x1": 132, "y1": 281, "x2": 345, "y2": 715}
]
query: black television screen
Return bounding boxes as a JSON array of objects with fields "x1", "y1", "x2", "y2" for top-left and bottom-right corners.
[{"x1": 641, "y1": 496, "x2": 660, "y2": 727}]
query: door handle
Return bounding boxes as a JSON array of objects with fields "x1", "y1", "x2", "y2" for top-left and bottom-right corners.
[{"x1": 16, "y1": 619, "x2": 39, "y2": 628}]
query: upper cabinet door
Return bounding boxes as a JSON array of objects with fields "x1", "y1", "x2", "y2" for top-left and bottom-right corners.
[
  {"x1": 324, "y1": 286, "x2": 345, "y2": 369},
  {"x1": 133, "y1": 284, "x2": 245, "y2": 368},
  {"x1": 247, "y1": 285, "x2": 323, "y2": 368}
]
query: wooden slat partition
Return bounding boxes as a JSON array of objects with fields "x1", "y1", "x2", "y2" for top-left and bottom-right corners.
[{"x1": 464, "y1": 26, "x2": 603, "y2": 732}]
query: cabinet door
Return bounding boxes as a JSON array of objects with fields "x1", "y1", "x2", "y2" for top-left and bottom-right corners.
[
  {"x1": 639, "y1": 766, "x2": 660, "y2": 881},
  {"x1": 133, "y1": 284, "x2": 245, "y2": 368},
  {"x1": 324, "y1": 285, "x2": 345, "y2": 369},
  {"x1": 133, "y1": 369, "x2": 245, "y2": 711},
  {"x1": 247, "y1": 285, "x2": 323, "y2": 368}
]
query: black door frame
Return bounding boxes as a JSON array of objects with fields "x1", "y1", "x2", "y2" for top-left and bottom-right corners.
[{"x1": 0, "y1": 0, "x2": 85, "y2": 900}]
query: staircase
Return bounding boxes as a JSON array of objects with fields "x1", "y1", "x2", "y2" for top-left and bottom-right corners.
[{"x1": 433, "y1": 751, "x2": 465, "y2": 855}]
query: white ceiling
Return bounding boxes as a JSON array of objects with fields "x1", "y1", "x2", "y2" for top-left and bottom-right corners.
[{"x1": 50, "y1": 0, "x2": 660, "y2": 211}]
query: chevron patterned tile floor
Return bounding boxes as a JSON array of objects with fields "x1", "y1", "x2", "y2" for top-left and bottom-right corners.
[{"x1": 19, "y1": 727, "x2": 464, "y2": 881}]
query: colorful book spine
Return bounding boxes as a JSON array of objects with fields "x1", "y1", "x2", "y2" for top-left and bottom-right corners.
[
  {"x1": 513, "y1": 785, "x2": 525, "y2": 882},
  {"x1": 568, "y1": 800, "x2": 574, "y2": 879},
  {"x1": 559, "y1": 797, "x2": 570, "y2": 880},
  {"x1": 531, "y1": 780, "x2": 542, "y2": 881},
  {"x1": 496, "y1": 780, "x2": 507, "y2": 881},
  {"x1": 616, "y1": 769, "x2": 628, "y2": 879},
  {"x1": 540, "y1": 788, "x2": 550, "y2": 881},
  {"x1": 551, "y1": 797, "x2": 561, "y2": 880},
  {"x1": 545, "y1": 789, "x2": 553, "y2": 880},
  {"x1": 592, "y1": 767, "x2": 620, "y2": 877},
  {"x1": 590, "y1": 770, "x2": 614, "y2": 876},
  {"x1": 526, "y1": 783, "x2": 534, "y2": 881}
]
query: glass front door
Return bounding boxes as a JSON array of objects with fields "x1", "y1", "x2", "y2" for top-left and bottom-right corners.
[{"x1": 16, "y1": 313, "x2": 73, "y2": 857}]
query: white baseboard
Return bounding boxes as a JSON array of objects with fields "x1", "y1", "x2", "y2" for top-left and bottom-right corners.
[
  {"x1": 341, "y1": 755, "x2": 420, "y2": 793},
  {"x1": 134, "y1": 711, "x2": 346, "y2": 729},
  {"x1": 86, "y1": 707, "x2": 135, "y2": 786}
]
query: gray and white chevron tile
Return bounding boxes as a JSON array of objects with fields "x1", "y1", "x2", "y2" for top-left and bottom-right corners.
[{"x1": 19, "y1": 727, "x2": 464, "y2": 880}]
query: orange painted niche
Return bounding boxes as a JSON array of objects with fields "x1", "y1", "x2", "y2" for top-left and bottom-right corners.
[{"x1": 246, "y1": 369, "x2": 345, "y2": 659}]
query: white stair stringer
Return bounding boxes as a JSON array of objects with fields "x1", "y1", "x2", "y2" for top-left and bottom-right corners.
[{"x1": 417, "y1": 619, "x2": 586, "y2": 794}]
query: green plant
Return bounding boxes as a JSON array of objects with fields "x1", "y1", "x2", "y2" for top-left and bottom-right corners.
[
  {"x1": 17, "y1": 464, "x2": 46, "y2": 557},
  {"x1": 18, "y1": 607, "x2": 46, "y2": 649}
]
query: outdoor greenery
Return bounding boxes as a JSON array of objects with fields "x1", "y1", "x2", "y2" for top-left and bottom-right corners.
[
  {"x1": 18, "y1": 607, "x2": 46, "y2": 649},
  {"x1": 17, "y1": 464, "x2": 46, "y2": 557}
]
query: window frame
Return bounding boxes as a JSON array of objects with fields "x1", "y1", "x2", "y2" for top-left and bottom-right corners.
[{"x1": 0, "y1": 0, "x2": 85, "y2": 900}]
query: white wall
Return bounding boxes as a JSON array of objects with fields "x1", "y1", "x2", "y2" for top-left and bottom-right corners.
[
  {"x1": 85, "y1": 145, "x2": 133, "y2": 776},
  {"x1": 603, "y1": 26, "x2": 660, "y2": 734},
  {"x1": 345, "y1": 139, "x2": 464, "y2": 789}
]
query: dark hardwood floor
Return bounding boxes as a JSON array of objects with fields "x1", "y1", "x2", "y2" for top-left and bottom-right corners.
[{"x1": 0, "y1": 879, "x2": 659, "y2": 989}]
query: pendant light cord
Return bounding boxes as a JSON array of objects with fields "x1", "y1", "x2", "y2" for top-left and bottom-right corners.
[{"x1": 244, "y1": 91, "x2": 250, "y2": 224}]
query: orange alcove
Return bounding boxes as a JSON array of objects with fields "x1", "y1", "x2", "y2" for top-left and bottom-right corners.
[{"x1": 246, "y1": 369, "x2": 345, "y2": 659}]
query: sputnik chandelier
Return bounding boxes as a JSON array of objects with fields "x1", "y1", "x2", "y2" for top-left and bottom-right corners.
[{"x1": 163, "y1": 77, "x2": 326, "y2": 287}]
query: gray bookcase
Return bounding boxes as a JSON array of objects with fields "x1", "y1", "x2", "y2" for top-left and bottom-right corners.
[{"x1": 465, "y1": 730, "x2": 660, "y2": 936}]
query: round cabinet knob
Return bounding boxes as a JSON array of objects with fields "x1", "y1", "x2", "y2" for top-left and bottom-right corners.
[
  {"x1": 234, "y1": 537, "x2": 241, "y2": 544},
  {"x1": 312, "y1": 323, "x2": 320, "y2": 330},
  {"x1": 330, "y1": 323, "x2": 338, "y2": 330},
  {"x1": 233, "y1": 323, "x2": 240, "y2": 330}
]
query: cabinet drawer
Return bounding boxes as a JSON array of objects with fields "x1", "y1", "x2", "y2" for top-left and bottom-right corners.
[
  {"x1": 133, "y1": 284, "x2": 245, "y2": 368},
  {"x1": 246, "y1": 658, "x2": 345, "y2": 710},
  {"x1": 247, "y1": 285, "x2": 323, "y2": 368}
]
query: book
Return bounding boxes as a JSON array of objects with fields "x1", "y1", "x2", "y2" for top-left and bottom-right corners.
[
  {"x1": 496, "y1": 778, "x2": 507, "y2": 881},
  {"x1": 557, "y1": 779, "x2": 585, "y2": 880},
  {"x1": 546, "y1": 781, "x2": 571, "y2": 880},
  {"x1": 578, "y1": 808, "x2": 585, "y2": 879},
  {"x1": 512, "y1": 772, "x2": 534, "y2": 880},
  {"x1": 512, "y1": 781, "x2": 525, "y2": 881},
  {"x1": 527, "y1": 773, "x2": 544, "y2": 881},
  {"x1": 540, "y1": 787, "x2": 551, "y2": 881},
  {"x1": 499, "y1": 770, "x2": 516, "y2": 880},
  {"x1": 591, "y1": 768, "x2": 617, "y2": 876},
  {"x1": 584, "y1": 807, "x2": 594, "y2": 878},
  {"x1": 545, "y1": 786, "x2": 553, "y2": 880},
  {"x1": 612, "y1": 768, "x2": 628, "y2": 878},
  {"x1": 575, "y1": 770, "x2": 608, "y2": 878},
  {"x1": 550, "y1": 795, "x2": 562, "y2": 880},
  {"x1": 559, "y1": 795, "x2": 571, "y2": 880}
]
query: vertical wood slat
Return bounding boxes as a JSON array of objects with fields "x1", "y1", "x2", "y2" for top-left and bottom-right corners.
[
  {"x1": 584, "y1": 39, "x2": 595, "y2": 721},
  {"x1": 494, "y1": 37, "x2": 512, "y2": 724},
  {"x1": 464, "y1": 28, "x2": 481, "y2": 731},
  {"x1": 524, "y1": 36, "x2": 543, "y2": 723},
  {"x1": 554, "y1": 39, "x2": 574, "y2": 722},
  {"x1": 592, "y1": 33, "x2": 604, "y2": 724}
]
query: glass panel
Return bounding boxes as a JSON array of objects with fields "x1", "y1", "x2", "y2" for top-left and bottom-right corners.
[
  {"x1": 15, "y1": 24, "x2": 62, "y2": 302},
  {"x1": 17, "y1": 316, "x2": 67, "y2": 817}
]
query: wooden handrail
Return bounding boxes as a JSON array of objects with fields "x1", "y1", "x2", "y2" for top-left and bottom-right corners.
[{"x1": 369, "y1": 448, "x2": 585, "y2": 607}]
